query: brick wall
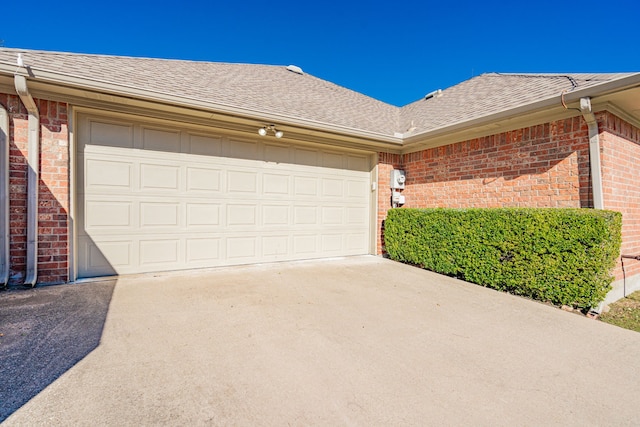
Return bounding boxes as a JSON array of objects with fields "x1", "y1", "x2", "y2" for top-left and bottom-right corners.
[
  {"x1": 377, "y1": 112, "x2": 640, "y2": 287},
  {"x1": 401, "y1": 117, "x2": 591, "y2": 209},
  {"x1": 377, "y1": 152, "x2": 402, "y2": 254},
  {"x1": 376, "y1": 116, "x2": 593, "y2": 253},
  {"x1": 600, "y1": 111, "x2": 640, "y2": 281},
  {"x1": 0, "y1": 94, "x2": 69, "y2": 285}
]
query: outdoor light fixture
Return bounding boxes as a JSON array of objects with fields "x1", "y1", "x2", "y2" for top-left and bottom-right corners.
[{"x1": 258, "y1": 124, "x2": 283, "y2": 138}]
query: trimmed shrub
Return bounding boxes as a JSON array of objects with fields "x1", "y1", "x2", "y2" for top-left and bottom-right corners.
[{"x1": 384, "y1": 208, "x2": 622, "y2": 309}]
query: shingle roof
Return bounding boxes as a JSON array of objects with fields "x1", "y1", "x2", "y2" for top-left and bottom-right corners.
[
  {"x1": 399, "y1": 72, "x2": 637, "y2": 135},
  {"x1": 0, "y1": 48, "x2": 399, "y2": 136},
  {"x1": 0, "y1": 48, "x2": 637, "y2": 139}
]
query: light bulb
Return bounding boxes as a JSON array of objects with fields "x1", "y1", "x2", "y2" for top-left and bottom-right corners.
[
  {"x1": 258, "y1": 127, "x2": 267, "y2": 136},
  {"x1": 275, "y1": 130, "x2": 284, "y2": 138}
]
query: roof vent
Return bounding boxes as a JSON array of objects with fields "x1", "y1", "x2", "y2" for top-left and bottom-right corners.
[
  {"x1": 424, "y1": 89, "x2": 443, "y2": 100},
  {"x1": 286, "y1": 65, "x2": 304, "y2": 75}
]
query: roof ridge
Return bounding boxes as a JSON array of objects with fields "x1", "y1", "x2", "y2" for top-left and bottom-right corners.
[
  {"x1": 491, "y1": 72, "x2": 582, "y2": 78},
  {"x1": 0, "y1": 47, "x2": 397, "y2": 110},
  {"x1": 489, "y1": 72, "x2": 634, "y2": 79},
  {"x1": 0, "y1": 46, "x2": 287, "y2": 68}
]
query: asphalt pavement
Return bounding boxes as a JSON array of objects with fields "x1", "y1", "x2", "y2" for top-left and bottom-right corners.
[{"x1": 0, "y1": 280, "x2": 115, "y2": 422}]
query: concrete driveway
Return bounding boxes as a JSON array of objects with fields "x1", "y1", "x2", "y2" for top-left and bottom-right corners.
[{"x1": 3, "y1": 256, "x2": 640, "y2": 425}]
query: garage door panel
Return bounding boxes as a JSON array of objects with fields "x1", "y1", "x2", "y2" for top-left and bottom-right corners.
[
  {"x1": 347, "y1": 180, "x2": 369, "y2": 199},
  {"x1": 186, "y1": 203, "x2": 221, "y2": 226},
  {"x1": 293, "y1": 177, "x2": 318, "y2": 196},
  {"x1": 321, "y1": 178, "x2": 344, "y2": 197},
  {"x1": 293, "y1": 235, "x2": 317, "y2": 254},
  {"x1": 227, "y1": 237, "x2": 257, "y2": 259},
  {"x1": 263, "y1": 174, "x2": 290, "y2": 196},
  {"x1": 293, "y1": 206, "x2": 318, "y2": 225},
  {"x1": 321, "y1": 234, "x2": 342, "y2": 252},
  {"x1": 347, "y1": 206, "x2": 368, "y2": 224},
  {"x1": 294, "y1": 148, "x2": 319, "y2": 166},
  {"x1": 189, "y1": 134, "x2": 223, "y2": 157},
  {"x1": 78, "y1": 238, "x2": 130, "y2": 278},
  {"x1": 225, "y1": 138, "x2": 259, "y2": 160},
  {"x1": 321, "y1": 207, "x2": 343, "y2": 225},
  {"x1": 186, "y1": 238, "x2": 221, "y2": 263},
  {"x1": 140, "y1": 164, "x2": 180, "y2": 191},
  {"x1": 262, "y1": 235, "x2": 288, "y2": 257},
  {"x1": 88, "y1": 120, "x2": 133, "y2": 149},
  {"x1": 227, "y1": 170, "x2": 257, "y2": 193},
  {"x1": 347, "y1": 233, "x2": 368, "y2": 251},
  {"x1": 140, "y1": 239, "x2": 180, "y2": 265},
  {"x1": 262, "y1": 205, "x2": 289, "y2": 226},
  {"x1": 347, "y1": 155, "x2": 370, "y2": 172},
  {"x1": 264, "y1": 143, "x2": 290, "y2": 163},
  {"x1": 140, "y1": 202, "x2": 179, "y2": 228},
  {"x1": 77, "y1": 112, "x2": 371, "y2": 278},
  {"x1": 91, "y1": 241, "x2": 131, "y2": 267},
  {"x1": 322, "y1": 152, "x2": 345, "y2": 169},
  {"x1": 85, "y1": 201, "x2": 132, "y2": 229},
  {"x1": 85, "y1": 159, "x2": 133, "y2": 189},
  {"x1": 186, "y1": 167, "x2": 221, "y2": 193},
  {"x1": 227, "y1": 204, "x2": 257, "y2": 226},
  {"x1": 141, "y1": 127, "x2": 181, "y2": 153}
]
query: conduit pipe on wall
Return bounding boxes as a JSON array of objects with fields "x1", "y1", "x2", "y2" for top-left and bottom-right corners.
[
  {"x1": 579, "y1": 97, "x2": 604, "y2": 210},
  {"x1": 0, "y1": 103, "x2": 9, "y2": 287},
  {"x1": 14, "y1": 74, "x2": 40, "y2": 286}
]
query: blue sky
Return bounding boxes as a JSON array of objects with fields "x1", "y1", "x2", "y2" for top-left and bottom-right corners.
[{"x1": 2, "y1": 0, "x2": 639, "y2": 106}]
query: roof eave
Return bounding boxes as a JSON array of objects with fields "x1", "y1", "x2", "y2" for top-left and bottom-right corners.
[
  {"x1": 401, "y1": 72, "x2": 640, "y2": 152},
  {"x1": 562, "y1": 73, "x2": 640, "y2": 103},
  {"x1": 0, "y1": 63, "x2": 403, "y2": 147}
]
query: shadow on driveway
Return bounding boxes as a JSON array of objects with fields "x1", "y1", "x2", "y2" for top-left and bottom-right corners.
[
  {"x1": 0, "y1": 280, "x2": 115, "y2": 422},
  {"x1": 3, "y1": 257, "x2": 640, "y2": 425}
]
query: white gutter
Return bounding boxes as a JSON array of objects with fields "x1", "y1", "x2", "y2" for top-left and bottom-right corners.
[
  {"x1": 579, "y1": 97, "x2": 604, "y2": 209},
  {"x1": 14, "y1": 73, "x2": 40, "y2": 286},
  {"x1": 0, "y1": 103, "x2": 9, "y2": 287}
]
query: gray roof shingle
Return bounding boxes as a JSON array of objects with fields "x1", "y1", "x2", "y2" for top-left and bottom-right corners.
[
  {"x1": 0, "y1": 48, "x2": 636, "y2": 139},
  {"x1": 0, "y1": 48, "x2": 399, "y2": 136},
  {"x1": 399, "y1": 72, "x2": 637, "y2": 135}
]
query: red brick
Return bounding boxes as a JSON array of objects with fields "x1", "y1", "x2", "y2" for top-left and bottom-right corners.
[{"x1": 3, "y1": 94, "x2": 69, "y2": 285}]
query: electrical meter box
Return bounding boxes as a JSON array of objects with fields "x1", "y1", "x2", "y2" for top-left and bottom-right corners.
[{"x1": 390, "y1": 169, "x2": 406, "y2": 189}]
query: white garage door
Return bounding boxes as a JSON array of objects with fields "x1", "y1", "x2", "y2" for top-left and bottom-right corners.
[{"x1": 76, "y1": 112, "x2": 373, "y2": 278}]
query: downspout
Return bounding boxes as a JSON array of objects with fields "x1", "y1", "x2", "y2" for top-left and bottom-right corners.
[
  {"x1": 579, "y1": 97, "x2": 604, "y2": 209},
  {"x1": 14, "y1": 73, "x2": 40, "y2": 286},
  {"x1": 0, "y1": 103, "x2": 9, "y2": 287}
]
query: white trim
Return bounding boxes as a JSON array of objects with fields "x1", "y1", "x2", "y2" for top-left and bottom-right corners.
[
  {"x1": 68, "y1": 106, "x2": 77, "y2": 282},
  {"x1": 370, "y1": 155, "x2": 379, "y2": 255}
]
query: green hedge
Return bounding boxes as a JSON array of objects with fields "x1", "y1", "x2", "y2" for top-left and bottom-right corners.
[{"x1": 384, "y1": 208, "x2": 622, "y2": 309}]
